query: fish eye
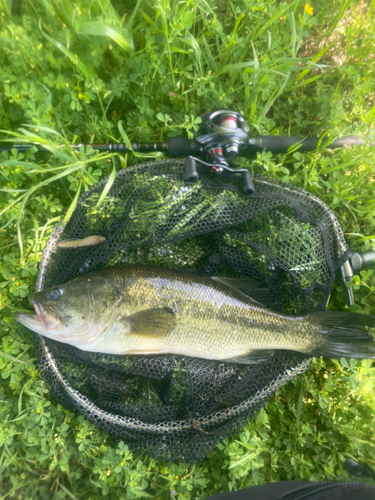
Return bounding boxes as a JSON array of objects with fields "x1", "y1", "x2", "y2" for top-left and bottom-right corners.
[{"x1": 47, "y1": 288, "x2": 62, "y2": 300}]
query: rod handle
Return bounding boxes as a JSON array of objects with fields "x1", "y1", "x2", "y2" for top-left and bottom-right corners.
[
  {"x1": 253, "y1": 135, "x2": 366, "y2": 154},
  {"x1": 350, "y1": 251, "x2": 375, "y2": 271},
  {"x1": 167, "y1": 137, "x2": 195, "y2": 157}
]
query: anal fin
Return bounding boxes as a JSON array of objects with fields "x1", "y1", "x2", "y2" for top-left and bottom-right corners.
[
  {"x1": 125, "y1": 349, "x2": 169, "y2": 355},
  {"x1": 222, "y1": 350, "x2": 275, "y2": 364}
]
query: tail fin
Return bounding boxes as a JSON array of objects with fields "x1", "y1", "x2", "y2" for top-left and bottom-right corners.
[{"x1": 307, "y1": 312, "x2": 375, "y2": 359}]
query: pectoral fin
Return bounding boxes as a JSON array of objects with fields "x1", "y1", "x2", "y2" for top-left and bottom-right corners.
[
  {"x1": 223, "y1": 350, "x2": 275, "y2": 364},
  {"x1": 121, "y1": 307, "x2": 176, "y2": 339}
]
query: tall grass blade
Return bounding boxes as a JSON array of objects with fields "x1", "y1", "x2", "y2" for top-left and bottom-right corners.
[
  {"x1": 326, "y1": 0, "x2": 354, "y2": 39},
  {"x1": 118, "y1": 120, "x2": 132, "y2": 150},
  {"x1": 127, "y1": 0, "x2": 144, "y2": 30},
  {"x1": 39, "y1": 22, "x2": 94, "y2": 80},
  {"x1": 1, "y1": 160, "x2": 44, "y2": 172},
  {"x1": 0, "y1": 352, "x2": 25, "y2": 364},
  {"x1": 252, "y1": 1, "x2": 297, "y2": 42},
  {"x1": 95, "y1": 159, "x2": 116, "y2": 209},
  {"x1": 77, "y1": 21, "x2": 133, "y2": 52},
  {"x1": 62, "y1": 180, "x2": 82, "y2": 225}
]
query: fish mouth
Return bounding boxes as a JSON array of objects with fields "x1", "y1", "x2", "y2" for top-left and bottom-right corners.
[
  {"x1": 15, "y1": 299, "x2": 61, "y2": 335},
  {"x1": 33, "y1": 302, "x2": 48, "y2": 329},
  {"x1": 28, "y1": 295, "x2": 62, "y2": 331},
  {"x1": 15, "y1": 311, "x2": 45, "y2": 333}
]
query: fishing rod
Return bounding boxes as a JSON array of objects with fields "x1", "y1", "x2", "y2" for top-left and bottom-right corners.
[
  {"x1": 1, "y1": 110, "x2": 368, "y2": 196},
  {"x1": 2, "y1": 109, "x2": 374, "y2": 304}
]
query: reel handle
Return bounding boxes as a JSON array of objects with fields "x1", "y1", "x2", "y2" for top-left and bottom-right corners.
[
  {"x1": 184, "y1": 157, "x2": 199, "y2": 181},
  {"x1": 242, "y1": 170, "x2": 255, "y2": 194}
]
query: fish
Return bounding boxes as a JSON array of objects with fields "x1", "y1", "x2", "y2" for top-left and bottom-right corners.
[
  {"x1": 57, "y1": 235, "x2": 106, "y2": 249},
  {"x1": 15, "y1": 265, "x2": 375, "y2": 363}
]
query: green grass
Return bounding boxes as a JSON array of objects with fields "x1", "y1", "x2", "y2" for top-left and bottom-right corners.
[{"x1": 0, "y1": 0, "x2": 375, "y2": 498}]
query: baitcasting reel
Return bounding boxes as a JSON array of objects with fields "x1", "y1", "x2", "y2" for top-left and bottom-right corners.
[{"x1": 182, "y1": 110, "x2": 256, "y2": 194}]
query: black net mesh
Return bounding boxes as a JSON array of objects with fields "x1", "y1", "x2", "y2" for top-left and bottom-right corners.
[{"x1": 34, "y1": 159, "x2": 350, "y2": 462}]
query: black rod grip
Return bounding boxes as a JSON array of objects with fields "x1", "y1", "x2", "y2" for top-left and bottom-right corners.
[
  {"x1": 257, "y1": 135, "x2": 366, "y2": 154},
  {"x1": 167, "y1": 137, "x2": 195, "y2": 157}
]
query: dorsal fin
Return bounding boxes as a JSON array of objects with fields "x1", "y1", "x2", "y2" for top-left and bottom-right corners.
[{"x1": 211, "y1": 276, "x2": 275, "y2": 308}]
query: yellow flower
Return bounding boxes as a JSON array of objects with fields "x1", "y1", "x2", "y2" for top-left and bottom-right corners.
[
  {"x1": 121, "y1": 462, "x2": 124, "y2": 466},
  {"x1": 355, "y1": 281, "x2": 359, "y2": 286},
  {"x1": 16, "y1": 94, "x2": 20, "y2": 98},
  {"x1": 361, "y1": 77, "x2": 365, "y2": 81},
  {"x1": 15, "y1": 282, "x2": 19, "y2": 286},
  {"x1": 282, "y1": 16, "x2": 286, "y2": 21},
  {"x1": 220, "y1": 96, "x2": 223, "y2": 100},
  {"x1": 175, "y1": 476, "x2": 179, "y2": 479},
  {"x1": 305, "y1": 4, "x2": 313, "y2": 15},
  {"x1": 78, "y1": 93, "x2": 83, "y2": 99},
  {"x1": 134, "y1": 482, "x2": 137, "y2": 485}
]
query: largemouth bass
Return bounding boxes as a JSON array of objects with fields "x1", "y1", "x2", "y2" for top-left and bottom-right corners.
[{"x1": 15, "y1": 265, "x2": 375, "y2": 362}]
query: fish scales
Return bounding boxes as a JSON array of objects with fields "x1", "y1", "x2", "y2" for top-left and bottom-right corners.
[
  {"x1": 15, "y1": 265, "x2": 375, "y2": 362},
  {"x1": 105, "y1": 267, "x2": 313, "y2": 358}
]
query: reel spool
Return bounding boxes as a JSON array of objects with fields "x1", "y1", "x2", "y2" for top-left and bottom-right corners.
[{"x1": 196, "y1": 109, "x2": 251, "y2": 161}]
